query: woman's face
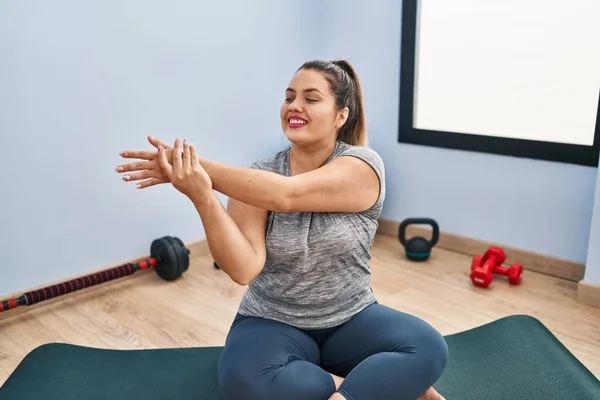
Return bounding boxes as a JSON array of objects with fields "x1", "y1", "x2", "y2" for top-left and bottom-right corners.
[{"x1": 280, "y1": 68, "x2": 348, "y2": 146}]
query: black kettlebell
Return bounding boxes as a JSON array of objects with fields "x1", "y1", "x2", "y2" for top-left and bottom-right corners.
[{"x1": 398, "y1": 218, "x2": 439, "y2": 261}]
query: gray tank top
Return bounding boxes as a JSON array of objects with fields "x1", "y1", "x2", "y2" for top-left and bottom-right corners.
[{"x1": 237, "y1": 140, "x2": 386, "y2": 330}]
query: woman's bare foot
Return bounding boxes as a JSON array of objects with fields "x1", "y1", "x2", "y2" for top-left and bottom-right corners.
[
  {"x1": 417, "y1": 386, "x2": 445, "y2": 400},
  {"x1": 330, "y1": 373, "x2": 344, "y2": 390},
  {"x1": 327, "y1": 374, "x2": 346, "y2": 399}
]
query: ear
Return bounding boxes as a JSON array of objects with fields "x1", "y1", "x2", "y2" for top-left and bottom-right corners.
[{"x1": 335, "y1": 107, "x2": 349, "y2": 129}]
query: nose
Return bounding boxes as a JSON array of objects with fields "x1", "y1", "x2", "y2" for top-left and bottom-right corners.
[{"x1": 287, "y1": 98, "x2": 303, "y2": 112}]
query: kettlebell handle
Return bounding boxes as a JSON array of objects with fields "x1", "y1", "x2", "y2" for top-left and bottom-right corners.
[{"x1": 398, "y1": 218, "x2": 439, "y2": 247}]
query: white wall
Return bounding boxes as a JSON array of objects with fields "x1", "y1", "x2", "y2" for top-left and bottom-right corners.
[
  {"x1": 2, "y1": 0, "x2": 599, "y2": 298},
  {"x1": 318, "y1": 0, "x2": 598, "y2": 265},
  {"x1": 584, "y1": 156, "x2": 600, "y2": 285},
  {"x1": 0, "y1": 0, "x2": 318, "y2": 297}
]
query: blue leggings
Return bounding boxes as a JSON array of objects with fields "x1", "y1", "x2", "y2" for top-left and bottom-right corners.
[{"x1": 217, "y1": 303, "x2": 448, "y2": 400}]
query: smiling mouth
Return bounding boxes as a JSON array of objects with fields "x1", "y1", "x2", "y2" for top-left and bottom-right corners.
[{"x1": 288, "y1": 118, "x2": 308, "y2": 128}]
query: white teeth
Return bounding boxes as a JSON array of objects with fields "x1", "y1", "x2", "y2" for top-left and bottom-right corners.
[{"x1": 289, "y1": 119, "x2": 307, "y2": 124}]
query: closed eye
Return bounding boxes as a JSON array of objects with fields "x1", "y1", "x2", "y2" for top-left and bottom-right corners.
[{"x1": 285, "y1": 97, "x2": 318, "y2": 103}]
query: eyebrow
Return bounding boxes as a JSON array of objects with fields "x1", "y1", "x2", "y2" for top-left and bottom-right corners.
[{"x1": 286, "y1": 87, "x2": 324, "y2": 95}]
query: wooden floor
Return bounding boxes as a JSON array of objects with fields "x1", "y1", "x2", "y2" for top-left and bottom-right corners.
[{"x1": 1, "y1": 234, "x2": 599, "y2": 385}]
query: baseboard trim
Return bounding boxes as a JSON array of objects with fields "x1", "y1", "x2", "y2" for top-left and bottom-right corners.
[
  {"x1": 577, "y1": 281, "x2": 600, "y2": 308},
  {"x1": 377, "y1": 218, "x2": 585, "y2": 282},
  {"x1": 1, "y1": 227, "x2": 592, "y2": 319},
  {"x1": 0, "y1": 238, "x2": 210, "y2": 320}
]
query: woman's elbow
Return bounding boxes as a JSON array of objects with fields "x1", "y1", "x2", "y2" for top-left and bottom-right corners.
[
  {"x1": 230, "y1": 274, "x2": 252, "y2": 286},
  {"x1": 273, "y1": 197, "x2": 294, "y2": 213},
  {"x1": 272, "y1": 183, "x2": 297, "y2": 212},
  {"x1": 227, "y1": 267, "x2": 261, "y2": 286}
]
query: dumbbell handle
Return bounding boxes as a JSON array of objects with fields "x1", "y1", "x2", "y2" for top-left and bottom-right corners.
[
  {"x1": 493, "y1": 265, "x2": 510, "y2": 274},
  {"x1": 480, "y1": 256, "x2": 499, "y2": 271},
  {"x1": 0, "y1": 257, "x2": 158, "y2": 313}
]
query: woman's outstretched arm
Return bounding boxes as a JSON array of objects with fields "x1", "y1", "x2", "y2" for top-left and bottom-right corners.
[
  {"x1": 199, "y1": 156, "x2": 380, "y2": 213},
  {"x1": 117, "y1": 136, "x2": 380, "y2": 213}
]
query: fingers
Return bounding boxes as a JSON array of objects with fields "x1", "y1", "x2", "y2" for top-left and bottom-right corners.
[
  {"x1": 157, "y1": 145, "x2": 174, "y2": 177},
  {"x1": 118, "y1": 138, "x2": 185, "y2": 190},
  {"x1": 172, "y1": 138, "x2": 183, "y2": 172},
  {"x1": 147, "y1": 135, "x2": 172, "y2": 150},
  {"x1": 115, "y1": 160, "x2": 154, "y2": 173},
  {"x1": 120, "y1": 136, "x2": 174, "y2": 160},
  {"x1": 182, "y1": 140, "x2": 191, "y2": 170},
  {"x1": 121, "y1": 170, "x2": 156, "y2": 182},
  {"x1": 135, "y1": 177, "x2": 169, "y2": 189},
  {"x1": 119, "y1": 150, "x2": 156, "y2": 160},
  {"x1": 190, "y1": 143, "x2": 199, "y2": 167}
]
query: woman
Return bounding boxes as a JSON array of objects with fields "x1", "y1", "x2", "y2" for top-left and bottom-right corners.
[{"x1": 116, "y1": 60, "x2": 448, "y2": 400}]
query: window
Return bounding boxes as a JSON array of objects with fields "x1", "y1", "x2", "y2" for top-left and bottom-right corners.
[{"x1": 398, "y1": 0, "x2": 600, "y2": 166}]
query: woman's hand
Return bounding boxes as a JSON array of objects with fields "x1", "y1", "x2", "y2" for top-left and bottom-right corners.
[
  {"x1": 157, "y1": 138, "x2": 213, "y2": 205},
  {"x1": 116, "y1": 136, "x2": 174, "y2": 189}
]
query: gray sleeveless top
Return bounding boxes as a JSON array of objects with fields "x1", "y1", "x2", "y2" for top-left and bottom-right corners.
[{"x1": 237, "y1": 141, "x2": 386, "y2": 330}]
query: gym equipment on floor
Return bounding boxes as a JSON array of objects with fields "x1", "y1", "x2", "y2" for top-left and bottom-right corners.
[
  {"x1": 398, "y1": 217, "x2": 439, "y2": 261},
  {"x1": 0, "y1": 236, "x2": 190, "y2": 313},
  {"x1": 1, "y1": 315, "x2": 598, "y2": 399},
  {"x1": 470, "y1": 246, "x2": 523, "y2": 288}
]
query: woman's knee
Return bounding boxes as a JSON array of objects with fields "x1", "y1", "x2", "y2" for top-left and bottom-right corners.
[
  {"x1": 218, "y1": 354, "x2": 275, "y2": 400},
  {"x1": 217, "y1": 316, "x2": 329, "y2": 399},
  {"x1": 378, "y1": 307, "x2": 449, "y2": 375},
  {"x1": 411, "y1": 321, "x2": 449, "y2": 379},
  {"x1": 217, "y1": 365, "x2": 252, "y2": 399},
  {"x1": 218, "y1": 355, "x2": 335, "y2": 400}
]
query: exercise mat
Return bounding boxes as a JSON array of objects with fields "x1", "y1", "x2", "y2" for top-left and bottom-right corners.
[
  {"x1": 434, "y1": 314, "x2": 599, "y2": 399},
  {"x1": 0, "y1": 315, "x2": 598, "y2": 399}
]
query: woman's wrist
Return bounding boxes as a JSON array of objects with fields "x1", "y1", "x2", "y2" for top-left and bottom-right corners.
[{"x1": 190, "y1": 190, "x2": 219, "y2": 211}]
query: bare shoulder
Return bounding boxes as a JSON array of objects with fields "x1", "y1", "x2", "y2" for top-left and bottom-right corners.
[
  {"x1": 285, "y1": 144, "x2": 385, "y2": 213},
  {"x1": 335, "y1": 144, "x2": 385, "y2": 179},
  {"x1": 330, "y1": 144, "x2": 385, "y2": 195}
]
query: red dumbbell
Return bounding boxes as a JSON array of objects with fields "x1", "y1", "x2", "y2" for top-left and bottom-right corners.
[
  {"x1": 493, "y1": 263, "x2": 523, "y2": 286},
  {"x1": 470, "y1": 246, "x2": 523, "y2": 288},
  {"x1": 470, "y1": 247, "x2": 506, "y2": 288}
]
